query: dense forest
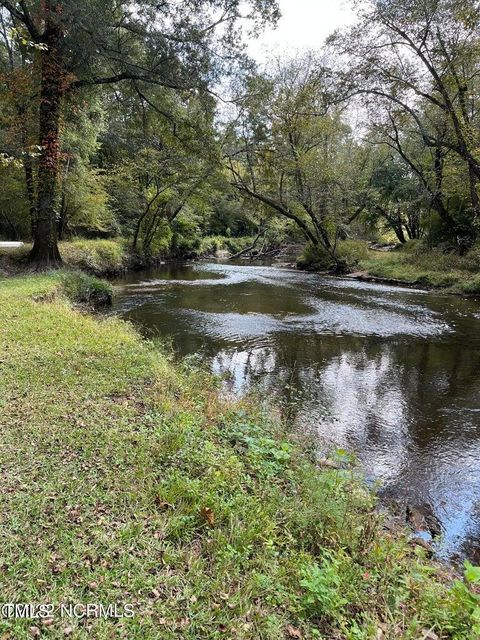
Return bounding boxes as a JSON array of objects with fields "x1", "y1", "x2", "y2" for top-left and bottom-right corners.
[{"x1": 1, "y1": 0, "x2": 480, "y2": 274}]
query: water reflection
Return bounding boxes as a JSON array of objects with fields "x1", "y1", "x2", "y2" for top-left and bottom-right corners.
[{"x1": 112, "y1": 261, "x2": 480, "y2": 561}]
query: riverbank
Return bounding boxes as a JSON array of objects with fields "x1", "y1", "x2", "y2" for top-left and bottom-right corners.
[
  {"x1": 0, "y1": 240, "x2": 135, "y2": 277},
  {"x1": 357, "y1": 247, "x2": 480, "y2": 295},
  {"x1": 3, "y1": 238, "x2": 480, "y2": 298},
  {"x1": 0, "y1": 237, "x2": 257, "y2": 279},
  {"x1": 0, "y1": 271, "x2": 478, "y2": 638}
]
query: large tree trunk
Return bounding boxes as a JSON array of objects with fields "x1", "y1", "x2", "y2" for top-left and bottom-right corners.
[
  {"x1": 23, "y1": 155, "x2": 36, "y2": 238},
  {"x1": 18, "y1": 106, "x2": 37, "y2": 238},
  {"x1": 393, "y1": 224, "x2": 406, "y2": 244},
  {"x1": 29, "y1": 2, "x2": 63, "y2": 266}
]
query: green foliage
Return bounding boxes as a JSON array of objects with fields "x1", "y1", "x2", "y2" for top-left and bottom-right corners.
[
  {"x1": 0, "y1": 165, "x2": 30, "y2": 239},
  {"x1": 337, "y1": 240, "x2": 370, "y2": 268},
  {"x1": 359, "y1": 247, "x2": 480, "y2": 292},
  {"x1": 451, "y1": 562, "x2": 480, "y2": 636},
  {"x1": 297, "y1": 243, "x2": 334, "y2": 270},
  {"x1": 228, "y1": 56, "x2": 372, "y2": 257},
  {"x1": 465, "y1": 244, "x2": 480, "y2": 271},
  {"x1": 61, "y1": 166, "x2": 115, "y2": 237},
  {"x1": 300, "y1": 553, "x2": 349, "y2": 620},
  {"x1": 197, "y1": 235, "x2": 256, "y2": 256},
  {"x1": 461, "y1": 275, "x2": 480, "y2": 294}
]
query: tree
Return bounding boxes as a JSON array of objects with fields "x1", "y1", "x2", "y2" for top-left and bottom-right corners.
[
  {"x1": 101, "y1": 81, "x2": 221, "y2": 255},
  {"x1": 331, "y1": 0, "x2": 480, "y2": 250},
  {"x1": 366, "y1": 150, "x2": 426, "y2": 243},
  {"x1": 0, "y1": 0, "x2": 279, "y2": 265},
  {"x1": 226, "y1": 56, "x2": 369, "y2": 270}
]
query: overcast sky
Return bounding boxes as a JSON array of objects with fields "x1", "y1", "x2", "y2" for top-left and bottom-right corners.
[{"x1": 247, "y1": 0, "x2": 355, "y2": 62}]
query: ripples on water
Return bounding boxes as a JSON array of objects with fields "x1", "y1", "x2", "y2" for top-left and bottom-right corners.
[{"x1": 112, "y1": 261, "x2": 480, "y2": 563}]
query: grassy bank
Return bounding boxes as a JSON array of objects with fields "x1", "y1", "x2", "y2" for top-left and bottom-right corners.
[
  {"x1": 0, "y1": 240, "x2": 130, "y2": 277},
  {"x1": 296, "y1": 240, "x2": 480, "y2": 294},
  {"x1": 0, "y1": 273, "x2": 479, "y2": 639},
  {"x1": 0, "y1": 236, "x2": 257, "y2": 278},
  {"x1": 358, "y1": 246, "x2": 480, "y2": 294}
]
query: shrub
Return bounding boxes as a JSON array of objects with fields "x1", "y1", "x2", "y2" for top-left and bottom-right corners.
[
  {"x1": 401, "y1": 239, "x2": 428, "y2": 255},
  {"x1": 465, "y1": 244, "x2": 480, "y2": 272},
  {"x1": 297, "y1": 243, "x2": 334, "y2": 270},
  {"x1": 461, "y1": 274, "x2": 480, "y2": 294}
]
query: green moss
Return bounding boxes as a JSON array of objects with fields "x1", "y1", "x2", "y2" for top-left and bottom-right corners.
[{"x1": 0, "y1": 273, "x2": 477, "y2": 638}]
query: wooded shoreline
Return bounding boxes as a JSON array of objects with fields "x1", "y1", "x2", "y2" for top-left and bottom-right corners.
[{"x1": 3, "y1": 239, "x2": 480, "y2": 299}]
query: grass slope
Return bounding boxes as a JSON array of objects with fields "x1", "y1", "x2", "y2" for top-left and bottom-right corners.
[
  {"x1": 0, "y1": 273, "x2": 478, "y2": 639},
  {"x1": 0, "y1": 240, "x2": 128, "y2": 277},
  {"x1": 359, "y1": 249, "x2": 480, "y2": 294}
]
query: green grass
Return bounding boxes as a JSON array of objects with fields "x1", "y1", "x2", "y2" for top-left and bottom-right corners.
[
  {"x1": 359, "y1": 246, "x2": 480, "y2": 293},
  {"x1": 0, "y1": 240, "x2": 128, "y2": 277},
  {"x1": 0, "y1": 272, "x2": 478, "y2": 638},
  {"x1": 59, "y1": 239, "x2": 128, "y2": 275}
]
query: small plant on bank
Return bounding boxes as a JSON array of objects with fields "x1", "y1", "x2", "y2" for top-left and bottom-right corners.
[{"x1": 59, "y1": 271, "x2": 113, "y2": 307}]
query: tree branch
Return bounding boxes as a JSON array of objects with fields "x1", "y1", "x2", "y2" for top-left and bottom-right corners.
[{"x1": 0, "y1": 0, "x2": 41, "y2": 42}]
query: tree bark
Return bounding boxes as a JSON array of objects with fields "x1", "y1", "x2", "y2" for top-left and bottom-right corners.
[
  {"x1": 29, "y1": 1, "x2": 63, "y2": 266},
  {"x1": 23, "y1": 152, "x2": 36, "y2": 238}
]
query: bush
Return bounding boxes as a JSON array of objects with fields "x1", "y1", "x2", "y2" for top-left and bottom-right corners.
[
  {"x1": 297, "y1": 240, "x2": 369, "y2": 271},
  {"x1": 198, "y1": 235, "x2": 222, "y2": 256},
  {"x1": 461, "y1": 274, "x2": 480, "y2": 294},
  {"x1": 400, "y1": 239, "x2": 428, "y2": 255},
  {"x1": 297, "y1": 243, "x2": 334, "y2": 270},
  {"x1": 465, "y1": 244, "x2": 480, "y2": 272}
]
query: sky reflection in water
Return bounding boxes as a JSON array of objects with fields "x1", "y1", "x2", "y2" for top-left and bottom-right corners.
[{"x1": 113, "y1": 261, "x2": 480, "y2": 562}]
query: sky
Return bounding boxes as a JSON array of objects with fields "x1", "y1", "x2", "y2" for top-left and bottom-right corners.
[{"x1": 247, "y1": 0, "x2": 355, "y2": 62}]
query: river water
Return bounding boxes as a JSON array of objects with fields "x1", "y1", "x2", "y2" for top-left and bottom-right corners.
[{"x1": 112, "y1": 261, "x2": 480, "y2": 563}]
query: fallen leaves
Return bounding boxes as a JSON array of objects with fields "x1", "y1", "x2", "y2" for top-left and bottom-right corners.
[
  {"x1": 41, "y1": 618, "x2": 54, "y2": 627},
  {"x1": 154, "y1": 497, "x2": 174, "y2": 510},
  {"x1": 286, "y1": 624, "x2": 302, "y2": 638},
  {"x1": 200, "y1": 506, "x2": 215, "y2": 527}
]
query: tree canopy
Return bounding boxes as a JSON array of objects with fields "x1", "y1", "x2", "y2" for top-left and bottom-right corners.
[{"x1": 1, "y1": 0, "x2": 480, "y2": 265}]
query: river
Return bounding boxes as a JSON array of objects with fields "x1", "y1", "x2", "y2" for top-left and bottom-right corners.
[{"x1": 112, "y1": 260, "x2": 480, "y2": 563}]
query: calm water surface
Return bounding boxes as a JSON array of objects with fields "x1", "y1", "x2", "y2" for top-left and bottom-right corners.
[{"x1": 112, "y1": 261, "x2": 480, "y2": 562}]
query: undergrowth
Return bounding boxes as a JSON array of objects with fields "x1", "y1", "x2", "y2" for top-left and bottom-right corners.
[
  {"x1": 59, "y1": 239, "x2": 127, "y2": 275},
  {"x1": 359, "y1": 243, "x2": 480, "y2": 293}
]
